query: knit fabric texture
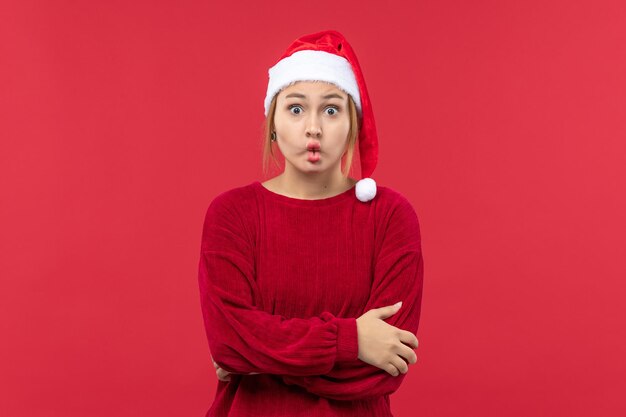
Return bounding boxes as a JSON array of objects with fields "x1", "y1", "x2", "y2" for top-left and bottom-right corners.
[{"x1": 198, "y1": 180, "x2": 424, "y2": 416}]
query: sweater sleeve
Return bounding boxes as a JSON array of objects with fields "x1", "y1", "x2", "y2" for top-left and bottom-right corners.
[
  {"x1": 197, "y1": 193, "x2": 359, "y2": 377},
  {"x1": 281, "y1": 197, "x2": 424, "y2": 401}
]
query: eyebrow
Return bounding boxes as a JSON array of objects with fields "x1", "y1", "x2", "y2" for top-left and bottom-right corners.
[{"x1": 284, "y1": 92, "x2": 345, "y2": 100}]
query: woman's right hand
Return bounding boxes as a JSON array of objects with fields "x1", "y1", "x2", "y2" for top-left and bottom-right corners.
[{"x1": 356, "y1": 302, "x2": 419, "y2": 377}]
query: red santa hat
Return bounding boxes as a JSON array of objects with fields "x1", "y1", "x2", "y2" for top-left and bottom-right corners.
[{"x1": 264, "y1": 30, "x2": 378, "y2": 202}]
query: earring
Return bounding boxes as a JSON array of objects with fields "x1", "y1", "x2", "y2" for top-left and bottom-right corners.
[{"x1": 271, "y1": 131, "x2": 276, "y2": 142}]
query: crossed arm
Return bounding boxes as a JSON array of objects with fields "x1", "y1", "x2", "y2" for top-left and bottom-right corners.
[{"x1": 198, "y1": 195, "x2": 423, "y2": 401}]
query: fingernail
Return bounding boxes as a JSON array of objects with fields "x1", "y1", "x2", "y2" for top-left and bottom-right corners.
[{"x1": 395, "y1": 301, "x2": 402, "y2": 308}]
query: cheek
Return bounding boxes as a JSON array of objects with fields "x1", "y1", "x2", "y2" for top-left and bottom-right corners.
[
  {"x1": 274, "y1": 115, "x2": 299, "y2": 134},
  {"x1": 278, "y1": 124, "x2": 300, "y2": 142},
  {"x1": 337, "y1": 115, "x2": 350, "y2": 131},
  {"x1": 333, "y1": 119, "x2": 351, "y2": 139}
]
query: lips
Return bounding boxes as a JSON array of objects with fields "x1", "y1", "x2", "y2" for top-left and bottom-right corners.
[
  {"x1": 306, "y1": 139, "x2": 321, "y2": 152},
  {"x1": 307, "y1": 149, "x2": 320, "y2": 162}
]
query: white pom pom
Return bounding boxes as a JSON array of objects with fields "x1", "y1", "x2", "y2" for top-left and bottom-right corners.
[{"x1": 355, "y1": 177, "x2": 377, "y2": 202}]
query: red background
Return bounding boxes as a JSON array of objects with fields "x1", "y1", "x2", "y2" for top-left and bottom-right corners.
[{"x1": 1, "y1": 0, "x2": 625, "y2": 416}]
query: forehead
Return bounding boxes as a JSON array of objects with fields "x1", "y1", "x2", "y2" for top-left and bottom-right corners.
[{"x1": 280, "y1": 80, "x2": 347, "y2": 98}]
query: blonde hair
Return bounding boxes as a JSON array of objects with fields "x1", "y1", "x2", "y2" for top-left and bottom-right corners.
[{"x1": 261, "y1": 91, "x2": 360, "y2": 178}]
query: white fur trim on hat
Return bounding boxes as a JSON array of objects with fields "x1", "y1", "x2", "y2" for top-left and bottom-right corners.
[
  {"x1": 355, "y1": 177, "x2": 377, "y2": 202},
  {"x1": 264, "y1": 50, "x2": 362, "y2": 117}
]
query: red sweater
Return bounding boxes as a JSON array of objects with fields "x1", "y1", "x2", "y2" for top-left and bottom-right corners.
[{"x1": 197, "y1": 180, "x2": 424, "y2": 417}]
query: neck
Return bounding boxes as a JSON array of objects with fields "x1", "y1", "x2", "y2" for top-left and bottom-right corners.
[{"x1": 276, "y1": 165, "x2": 356, "y2": 199}]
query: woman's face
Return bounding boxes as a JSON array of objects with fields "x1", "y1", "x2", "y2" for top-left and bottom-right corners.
[{"x1": 273, "y1": 81, "x2": 351, "y2": 175}]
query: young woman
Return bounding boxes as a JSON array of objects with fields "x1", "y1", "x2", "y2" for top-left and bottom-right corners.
[{"x1": 198, "y1": 30, "x2": 424, "y2": 416}]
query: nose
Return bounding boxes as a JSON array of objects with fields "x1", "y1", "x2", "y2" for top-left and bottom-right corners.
[{"x1": 305, "y1": 115, "x2": 322, "y2": 138}]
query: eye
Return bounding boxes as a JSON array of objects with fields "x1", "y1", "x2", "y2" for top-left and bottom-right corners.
[
  {"x1": 325, "y1": 106, "x2": 339, "y2": 116},
  {"x1": 288, "y1": 105, "x2": 303, "y2": 115}
]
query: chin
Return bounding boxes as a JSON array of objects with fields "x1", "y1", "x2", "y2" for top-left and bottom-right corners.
[{"x1": 301, "y1": 166, "x2": 323, "y2": 174}]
